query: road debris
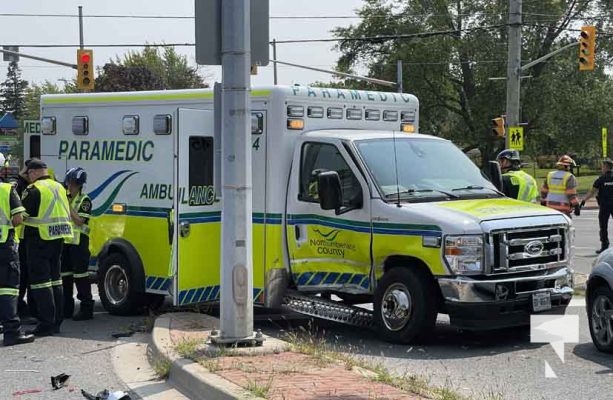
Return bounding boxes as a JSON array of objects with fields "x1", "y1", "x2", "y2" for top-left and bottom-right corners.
[{"x1": 51, "y1": 373, "x2": 71, "y2": 389}]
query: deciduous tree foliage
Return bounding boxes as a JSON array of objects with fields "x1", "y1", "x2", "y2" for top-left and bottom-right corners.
[
  {"x1": 333, "y1": 0, "x2": 613, "y2": 164},
  {"x1": 95, "y1": 46, "x2": 208, "y2": 92}
]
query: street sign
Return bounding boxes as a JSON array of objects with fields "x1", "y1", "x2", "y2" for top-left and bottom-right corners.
[
  {"x1": 603, "y1": 127, "x2": 608, "y2": 158},
  {"x1": 23, "y1": 120, "x2": 41, "y2": 134},
  {"x1": 195, "y1": 0, "x2": 269, "y2": 66},
  {"x1": 508, "y1": 126, "x2": 524, "y2": 151}
]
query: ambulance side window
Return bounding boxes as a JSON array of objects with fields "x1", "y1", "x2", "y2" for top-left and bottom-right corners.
[{"x1": 299, "y1": 142, "x2": 361, "y2": 207}]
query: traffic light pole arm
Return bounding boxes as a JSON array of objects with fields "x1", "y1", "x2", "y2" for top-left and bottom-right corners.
[
  {"x1": 520, "y1": 42, "x2": 578, "y2": 71},
  {"x1": 0, "y1": 48, "x2": 76, "y2": 69}
]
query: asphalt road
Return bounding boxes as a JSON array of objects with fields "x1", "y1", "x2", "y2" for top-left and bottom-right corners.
[
  {"x1": 572, "y1": 208, "x2": 611, "y2": 276},
  {"x1": 0, "y1": 299, "x2": 146, "y2": 399}
]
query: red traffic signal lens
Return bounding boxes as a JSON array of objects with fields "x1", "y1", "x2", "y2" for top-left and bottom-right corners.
[{"x1": 80, "y1": 53, "x2": 91, "y2": 63}]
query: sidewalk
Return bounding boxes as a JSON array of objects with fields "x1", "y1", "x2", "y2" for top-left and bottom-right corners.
[{"x1": 151, "y1": 312, "x2": 426, "y2": 400}]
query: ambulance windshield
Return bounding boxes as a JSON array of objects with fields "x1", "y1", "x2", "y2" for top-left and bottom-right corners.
[{"x1": 355, "y1": 137, "x2": 499, "y2": 201}]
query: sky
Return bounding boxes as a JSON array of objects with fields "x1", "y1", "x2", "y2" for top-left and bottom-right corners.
[{"x1": 0, "y1": 0, "x2": 367, "y2": 89}]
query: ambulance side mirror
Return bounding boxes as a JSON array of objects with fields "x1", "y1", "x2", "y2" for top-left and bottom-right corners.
[
  {"x1": 487, "y1": 160, "x2": 503, "y2": 191},
  {"x1": 318, "y1": 171, "x2": 342, "y2": 211}
]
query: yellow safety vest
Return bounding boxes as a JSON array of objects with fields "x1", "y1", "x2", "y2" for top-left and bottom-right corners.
[
  {"x1": 505, "y1": 170, "x2": 538, "y2": 203},
  {"x1": 0, "y1": 183, "x2": 13, "y2": 243},
  {"x1": 66, "y1": 192, "x2": 91, "y2": 245},
  {"x1": 23, "y1": 179, "x2": 73, "y2": 241}
]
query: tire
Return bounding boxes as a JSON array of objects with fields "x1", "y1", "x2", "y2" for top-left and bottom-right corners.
[
  {"x1": 98, "y1": 253, "x2": 142, "y2": 315},
  {"x1": 588, "y1": 285, "x2": 613, "y2": 353},
  {"x1": 373, "y1": 267, "x2": 437, "y2": 344}
]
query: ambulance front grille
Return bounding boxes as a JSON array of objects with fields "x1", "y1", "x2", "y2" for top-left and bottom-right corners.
[
  {"x1": 283, "y1": 290, "x2": 374, "y2": 328},
  {"x1": 491, "y1": 226, "x2": 567, "y2": 273}
]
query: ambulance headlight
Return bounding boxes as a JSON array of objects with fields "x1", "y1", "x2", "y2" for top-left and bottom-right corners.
[{"x1": 444, "y1": 235, "x2": 484, "y2": 275}]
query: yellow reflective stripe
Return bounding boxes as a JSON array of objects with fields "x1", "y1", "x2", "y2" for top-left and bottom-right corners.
[
  {"x1": 73, "y1": 272, "x2": 90, "y2": 278},
  {"x1": 0, "y1": 288, "x2": 18, "y2": 296},
  {"x1": 61, "y1": 272, "x2": 73, "y2": 277},
  {"x1": 31, "y1": 281, "x2": 52, "y2": 290},
  {"x1": 51, "y1": 279, "x2": 63, "y2": 286}
]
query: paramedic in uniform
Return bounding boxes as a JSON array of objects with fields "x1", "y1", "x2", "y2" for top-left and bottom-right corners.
[
  {"x1": 581, "y1": 158, "x2": 613, "y2": 254},
  {"x1": 21, "y1": 159, "x2": 73, "y2": 336},
  {"x1": 0, "y1": 152, "x2": 35, "y2": 346},
  {"x1": 61, "y1": 167, "x2": 94, "y2": 320},
  {"x1": 540, "y1": 155, "x2": 580, "y2": 217},
  {"x1": 496, "y1": 149, "x2": 538, "y2": 202},
  {"x1": 14, "y1": 159, "x2": 35, "y2": 322}
]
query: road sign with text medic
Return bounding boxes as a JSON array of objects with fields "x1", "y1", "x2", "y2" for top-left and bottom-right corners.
[
  {"x1": 508, "y1": 126, "x2": 524, "y2": 151},
  {"x1": 195, "y1": 0, "x2": 269, "y2": 66}
]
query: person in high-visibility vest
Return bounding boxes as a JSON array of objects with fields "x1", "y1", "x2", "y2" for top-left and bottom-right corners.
[
  {"x1": 61, "y1": 167, "x2": 94, "y2": 321},
  {"x1": 540, "y1": 155, "x2": 580, "y2": 216},
  {"x1": 0, "y1": 152, "x2": 35, "y2": 346},
  {"x1": 496, "y1": 149, "x2": 539, "y2": 203},
  {"x1": 21, "y1": 159, "x2": 73, "y2": 336}
]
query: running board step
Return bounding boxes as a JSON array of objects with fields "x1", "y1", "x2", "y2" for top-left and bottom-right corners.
[{"x1": 282, "y1": 290, "x2": 375, "y2": 329}]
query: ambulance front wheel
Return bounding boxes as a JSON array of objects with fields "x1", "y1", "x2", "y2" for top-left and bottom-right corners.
[
  {"x1": 98, "y1": 252, "x2": 142, "y2": 315},
  {"x1": 373, "y1": 267, "x2": 437, "y2": 344}
]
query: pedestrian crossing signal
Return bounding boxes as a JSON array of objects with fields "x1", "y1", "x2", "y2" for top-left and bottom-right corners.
[{"x1": 492, "y1": 117, "x2": 505, "y2": 137}]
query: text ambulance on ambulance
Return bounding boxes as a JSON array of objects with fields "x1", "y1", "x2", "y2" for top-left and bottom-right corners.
[{"x1": 30, "y1": 85, "x2": 574, "y2": 344}]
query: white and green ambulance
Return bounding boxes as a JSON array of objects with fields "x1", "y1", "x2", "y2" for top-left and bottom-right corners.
[{"x1": 30, "y1": 85, "x2": 573, "y2": 343}]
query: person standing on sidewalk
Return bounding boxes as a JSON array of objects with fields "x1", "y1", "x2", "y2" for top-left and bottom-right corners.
[
  {"x1": 580, "y1": 158, "x2": 613, "y2": 254},
  {"x1": 496, "y1": 149, "x2": 539, "y2": 202},
  {"x1": 540, "y1": 155, "x2": 580, "y2": 216},
  {"x1": 0, "y1": 153, "x2": 35, "y2": 346},
  {"x1": 21, "y1": 159, "x2": 73, "y2": 336},
  {"x1": 61, "y1": 167, "x2": 94, "y2": 320}
]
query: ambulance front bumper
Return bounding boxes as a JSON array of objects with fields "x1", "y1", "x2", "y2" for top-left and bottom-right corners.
[{"x1": 438, "y1": 267, "x2": 573, "y2": 330}]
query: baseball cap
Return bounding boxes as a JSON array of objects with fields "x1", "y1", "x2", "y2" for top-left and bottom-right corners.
[{"x1": 23, "y1": 159, "x2": 47, "y2": 173}]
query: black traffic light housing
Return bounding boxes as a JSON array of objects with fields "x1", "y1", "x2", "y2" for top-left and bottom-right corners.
[{"x1": 492, "y1": 117, "x2": 505, "y2": 137}]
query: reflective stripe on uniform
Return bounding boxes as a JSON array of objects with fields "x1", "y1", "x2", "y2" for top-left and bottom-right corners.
[
  {"x1": 0, "y1": 288, "x2": 19, "y2": 296},
  {"x1": 61, "y1": 271, "x2": 74, "y2": 277},
  {"x1": 51, "y1": 279, "x2": 63, "y2": 286},
  {"x1": 30, "y1": 281, "x2": 52, "y2": 290},
  {"x1": 73, "y1": 272, "x2": 90, "y2": 279}
]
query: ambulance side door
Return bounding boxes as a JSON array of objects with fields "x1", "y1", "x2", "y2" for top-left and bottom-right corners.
[{"x1": 172, "y1": 108, "x2": 220, "y2": 306}]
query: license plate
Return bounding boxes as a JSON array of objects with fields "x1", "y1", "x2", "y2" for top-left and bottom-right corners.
[{"x1": 532, "y1": 292, "x2": 552, "y2": 312}]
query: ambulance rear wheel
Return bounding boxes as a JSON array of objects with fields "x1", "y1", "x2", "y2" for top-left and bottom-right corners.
[
  {"x1": 98, "y1": 253, "x2": 141, "y2": 315},
  {"x1": 373, "y1": 267, "x2": 437, "y2": 344}
]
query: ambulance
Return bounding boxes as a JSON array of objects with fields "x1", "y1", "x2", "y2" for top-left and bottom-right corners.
[{"x1": 30, "y1": 85, "x2": 574, "y2": 343}]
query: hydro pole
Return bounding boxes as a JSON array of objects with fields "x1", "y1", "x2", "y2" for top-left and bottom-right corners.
[{"x1": 505, "y1": 0, "x2": 522, "y2": 149}]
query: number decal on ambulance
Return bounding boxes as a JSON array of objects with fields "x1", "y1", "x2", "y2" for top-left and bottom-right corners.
[{"x1": 252, "y1": 137, "x2": 260, "y2": 151}]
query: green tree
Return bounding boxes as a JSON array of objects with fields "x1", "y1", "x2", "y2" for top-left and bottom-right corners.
[
  {"x1": 0, "y1": 61, "x2": 28, "y2": 119},
  {"x1": 331, "y1": 0, "x2": 613, "y2": 163},
  {"x1": 95, "y1": 46, "x2": 208, "y2": 92},
  {"x1": 22, "y1": 81, "x2": 64, "y2": 121}
]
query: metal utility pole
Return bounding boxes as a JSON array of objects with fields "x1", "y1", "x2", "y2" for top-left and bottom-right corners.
[
  {"x1": 272, "y1": 39, "x2": 278, "y2": 84},
  {"x1": 78, "y1": 6, "x2": 84, "y2": 49},
  {"x1": 505, "y1": 0, "x2": 522, "y2": 148},
  {"x1": 396, "y1": 60, "x2": 403, "y2": 93},
  {"x1": 219, "y1": 0, "x2": 254, "y2": 342}
]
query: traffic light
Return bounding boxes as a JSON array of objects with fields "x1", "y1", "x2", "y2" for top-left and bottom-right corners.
[
  {"x1": 492, "y1": 117, "x2": 505, "y2": 137},
  {"x1": 76, "y1": 49, "x2": 95, "y2": 90},
  {"x1": 579, "y1": 26, "x2": 596, "y2": 71}
]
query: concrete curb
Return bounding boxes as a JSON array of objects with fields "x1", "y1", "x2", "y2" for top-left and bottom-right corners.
[{"x1": 150, "y1": 315, "x2": 263, "y2": 400}]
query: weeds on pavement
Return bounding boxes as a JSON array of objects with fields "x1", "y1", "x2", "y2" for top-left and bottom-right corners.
[
  {"x1": 174, "y1": 337, "x2": 202, "y2": 359},
  {"x1": 246, "y1": 376, "x2": 273, "y2": 398},
  {"x1": 151, "y1": 355, "x2": 172, "y2": 379}
]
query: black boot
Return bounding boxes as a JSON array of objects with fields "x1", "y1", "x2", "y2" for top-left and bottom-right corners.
[
  {"x1": 73, "y1": 300, "x2": 94, "y2": 321},
  {"x1": 3, "y1": 331, "x2": 35, "y2": 346}
]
